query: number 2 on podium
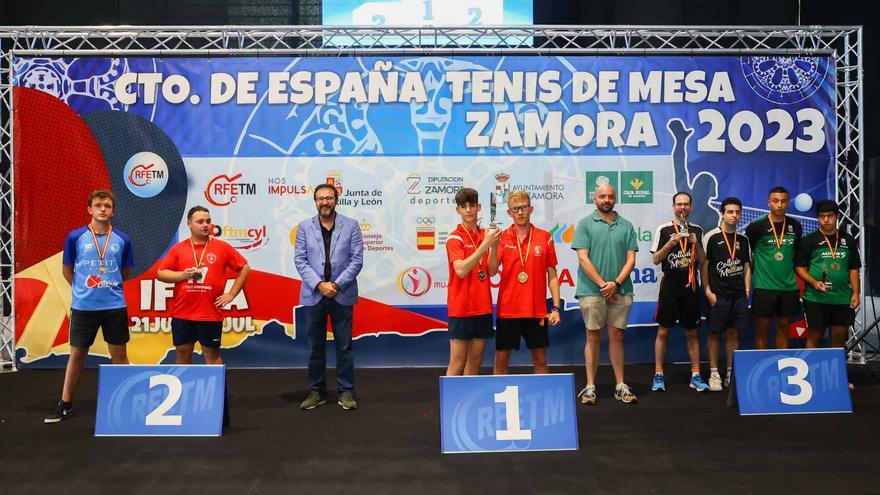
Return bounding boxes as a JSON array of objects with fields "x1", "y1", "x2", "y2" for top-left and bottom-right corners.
[{"x1": 494, "y1": 385, "x2": 532, "y2": 441}]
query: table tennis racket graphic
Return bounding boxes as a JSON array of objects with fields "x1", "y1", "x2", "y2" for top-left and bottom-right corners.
[{"x1": 83, "y1": 110, "x2": 187, "y2": 277}]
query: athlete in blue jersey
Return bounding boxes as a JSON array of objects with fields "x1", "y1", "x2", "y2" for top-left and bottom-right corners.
[{"x1": 45, "y1": 190, "x2": 134, "y2": 423}]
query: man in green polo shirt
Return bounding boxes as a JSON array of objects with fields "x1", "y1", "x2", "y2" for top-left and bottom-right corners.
[
  {"x1": 795, "y1": 200, "x2": 861, "y2": 349},
  {"x1": 572, "y1": 183, "x2": 639, "y2": 405},
  {"x1": 745, "y1": 186, "x2": 803, "y2": 349}
]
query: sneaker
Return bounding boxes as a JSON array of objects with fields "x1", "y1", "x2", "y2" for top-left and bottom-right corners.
[
  {"x1": 44, "y1": 400, "x2": 73, "y2": 424},
  {"x1": 651, "y1": 372, "x2": 666, "y2": 392},
  {"x1": 300, "y1": 390, "x2": 326, "y2": 410},
  {"x1": 708, "y1": 373, "x2": 723, "y2": 392},
  {"x1": 337, "y1": 391, "x2": 358, "y2": 410},
  {"x1": 723, "y1": 374, "x2": 731, "y2": 388},
  {"x1": 577, "y1": 386, "x2": 597, "y2": 405},
  {"x1": 690, "y1": 374, "x2": 710, "y2": 392},
  {"x1": 614, "y1": 383, "x2": 637, "y2": 404}
]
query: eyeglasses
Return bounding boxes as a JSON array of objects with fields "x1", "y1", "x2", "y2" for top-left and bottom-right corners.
[
  {"x1": 315, "y1": 197, "x2": 336, "y2": 203},
  {"x1": 509, "y1": 206, "x2": 531, "y2": 213}
]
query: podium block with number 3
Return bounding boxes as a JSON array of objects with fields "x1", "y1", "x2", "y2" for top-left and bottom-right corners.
[
  {"x1": 439, "y1": 374, "x2": 579, "y2": 453},
  {"x1": 95, "y1": 365, "x2": 226, "y2": 436},
  {"x1": 733, "y1": 348, "x2": 852, "y2": 415}
]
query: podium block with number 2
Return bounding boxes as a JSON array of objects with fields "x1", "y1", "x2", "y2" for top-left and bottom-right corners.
[
  {"x1": 439, "y1": 374, "x2": 579, "y2": 453},
  {"x1": 95, "y1": 365, "x2": 226, "y2": 436},
  {"x1": 734, "y1": 348, "x2": 852, "y2": 416}
]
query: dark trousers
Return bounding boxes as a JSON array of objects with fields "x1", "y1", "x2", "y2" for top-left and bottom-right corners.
[{"x1": 304, "y1": 297, "x2": 354, "y2": 394}]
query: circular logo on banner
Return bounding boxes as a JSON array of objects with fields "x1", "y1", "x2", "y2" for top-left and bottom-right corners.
[
  {"x1": 123, "y1": 152, "x2": 169, "y2": 198},
  {"x1": 398, "y1": 267, "x2": 432, "y2": 297},
  {"x1": 741, "y1": 56, "x2": 827, "y2": 104}
]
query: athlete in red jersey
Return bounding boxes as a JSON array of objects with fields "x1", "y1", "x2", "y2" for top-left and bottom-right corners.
[
  {"x1": 445, "y1": 188, "x2": 501, "y2": 376},
  {"x1": 157, "y1": 206, "x2": 250, "y2": 365},
  {"x1": 488, "y1": 190, "x2": 561, "y2": 374}
]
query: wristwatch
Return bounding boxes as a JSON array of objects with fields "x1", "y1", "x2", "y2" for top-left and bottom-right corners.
[{"x1": 613, "y1": 280, "x2": 621, "y2": 288}]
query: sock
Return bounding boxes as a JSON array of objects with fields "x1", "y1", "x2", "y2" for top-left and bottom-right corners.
[
  {"x1": 691, "y1": 371, "x2": 700, "y2": 377},
  {"x1": 710, "y1": 367, "x2": 719, "y2": 376},
  {"x1": 655, "y1": 369, "x2": 664, "y2": 375},
  {"x1": 726, "y1": 366, "x2": 733, "y2": 376}
]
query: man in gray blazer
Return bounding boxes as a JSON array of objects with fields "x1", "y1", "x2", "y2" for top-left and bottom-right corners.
[{"x1": 294, "y1": 183, "x2": 364, "y2": 410}]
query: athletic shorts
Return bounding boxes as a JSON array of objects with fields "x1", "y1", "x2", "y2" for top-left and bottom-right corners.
[
  {"x1": 655, "y1": 278, "x2": 702, "y2": 329},
  {"x1": 495, "y1": 318, "x2": 549, "y2": 351},
  {"x1": 708, "y1": 295, "x2": 749, "y2": 334},
  {"x1": 69, "y1": 308, "x2": 130, "y2": 348},
  {"x1": 752, "y1": 289, "x2": 801, "y2": 319},
  {"x1": 448, "y1": 314, "x2": 494, "y2": 340},
  {"x1": 803, "y1": 301, "x2": 855, "y2": 332},
  {"x1": 578, "y1": 294, "x2": 633, "y2": 331},
  {"x1": 172, "y1": 318, "x2": 223, "y2": 348}
]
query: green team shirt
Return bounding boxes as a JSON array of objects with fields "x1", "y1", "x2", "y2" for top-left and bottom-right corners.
[
  {"x1": 571, "y1": 211, "x2": 639, "y2": 297},
  {"x1": 796, "y1": 230, "x2": 861, "y2": 305},
  {"x1": 745, "y1": 215, "x2": 802, "y2": 291}
]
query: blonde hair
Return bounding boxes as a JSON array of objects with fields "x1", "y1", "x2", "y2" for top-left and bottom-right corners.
[{"x1": 507, "y1": 190, "x2": 530, "y2": 206}]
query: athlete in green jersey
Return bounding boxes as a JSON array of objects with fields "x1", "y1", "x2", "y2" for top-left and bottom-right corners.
[{"x1": 795, "y1": 200, "x2": 861, "y2": 349}]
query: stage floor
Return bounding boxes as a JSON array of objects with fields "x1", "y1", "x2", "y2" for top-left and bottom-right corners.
[{"x1": 2, "y1": 363, "x2": 878, "y2": 494}]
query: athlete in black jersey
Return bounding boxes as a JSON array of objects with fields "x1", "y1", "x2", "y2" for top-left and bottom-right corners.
[
  {"x1": 650, "y1": 192, "x2": 708, "y2": 392},
  {"x1": 701, "y1": 197, "x2": 752, "y2": 390}
]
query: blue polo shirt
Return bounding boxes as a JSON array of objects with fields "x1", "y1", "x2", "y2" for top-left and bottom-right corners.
[
  {"x1": 571, "y1": 211, "x2": 638, "y2": 297},
  {"x1": 62, "y1": 226, "x2": 134, "y2": 311}
]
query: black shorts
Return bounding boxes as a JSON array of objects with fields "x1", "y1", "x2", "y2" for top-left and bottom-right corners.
[
  {"x1": 448, "y1": 314, "x2": 494, "y2": 340},
  {"x1": 69, "y1": 308, "x2": 130, "y2": 348},
  {"x1": 495, "y1": 318, "x2": 549, "y2": 351},
  {"x1": 655, "y1": 278, "x2": 702, "y2": 329},
  {"x1": 752, "y1": 289, "x2": 801, "y2": 319},
  {"x1": 708, "y1": 295, "x2": 749, "y2": 334},
  {"x1": 803, "y1": 301, "x2": 855, "y2": 331},
  {"x1": 172, "y1": 318, "x2": 223, "y2": 348}
]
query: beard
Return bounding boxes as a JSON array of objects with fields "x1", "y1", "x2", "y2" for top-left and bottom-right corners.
[
  {"x1": 319, "y1": 206, "x2": 336, "y2": 219},
  {"x1": 597, "y1": 202, "x2": 614, "y2": 212}
]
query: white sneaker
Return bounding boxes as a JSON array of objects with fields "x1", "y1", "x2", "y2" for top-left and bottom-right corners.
[{"x1": 708, "y1": 373, "x2": 723, "y2": 392}]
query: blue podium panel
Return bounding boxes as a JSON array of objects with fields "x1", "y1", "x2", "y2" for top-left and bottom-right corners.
[
  {"x1": 439, "y1": 374, "x2": 579, "y2": 454},
  {"x1": 95, "y1": 365, "x2": 226, "y2": 436},
  {"x1": 734, "y1": 349, "x2": 852, "y2": 416}
]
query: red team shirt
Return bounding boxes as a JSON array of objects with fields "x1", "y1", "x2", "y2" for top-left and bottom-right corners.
[
  {"x1": 159, "y1": 238, "x2": 247, "y2": 321},
  {"x1": 446, "y1": 224, "x2": 493, "y2": 317},
  {"x1": 496, "y1": 225, "x2": 557, "y2": 319}
]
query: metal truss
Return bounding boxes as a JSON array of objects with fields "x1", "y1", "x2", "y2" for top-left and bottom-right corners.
[{"x1": 0, "y1": 25, "x2": 865, "y2": 370}]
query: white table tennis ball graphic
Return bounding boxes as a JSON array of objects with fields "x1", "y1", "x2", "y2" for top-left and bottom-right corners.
[{"x1": 794, "y1": 193, "x2": 813, "y2": 212}]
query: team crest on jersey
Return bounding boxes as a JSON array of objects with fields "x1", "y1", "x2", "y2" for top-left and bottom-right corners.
[
  {"x1": 206, "y1": 253, "x2": 217, "y2": 264},
  {"x1": 841, "y1": 238, "x2": 848, "y2": 246},
  {"x1": 533, "y1": 245, "x2": 543, "y2": 256},
  {"x1": 110, "y1": 244, "x2": 119, "y2": 252}
]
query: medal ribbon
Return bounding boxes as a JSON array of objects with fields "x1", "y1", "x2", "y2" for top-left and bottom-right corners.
[
  {"x1": 769, "y1": 216, "x2": 787, "y2": 251},
  {"x1": 721, "y1": 227, "x2": 737, "y2": 261},
  {"x1": 190, "y1": 236, "x2": 210, "y2": 269},
  {"x1": 89, "y1": 225, "x2": 112, "y2": 264},
  {"x1": 460, "y1": 225, "x2": 486, "y2": 276},
  {"x1": 820, "y1": 231, "x2": 839, "y2": 261},
  {"x1": 513, "y1": 225, "x2": 532, "y2": 278},
  {"x1": 672, "y1": 221, "x2": 697, "y2": 290}
]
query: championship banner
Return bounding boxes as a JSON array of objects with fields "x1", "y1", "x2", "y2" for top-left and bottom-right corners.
[{"x1": 12, "y1": 55, "x2": 835, "y2": 367}]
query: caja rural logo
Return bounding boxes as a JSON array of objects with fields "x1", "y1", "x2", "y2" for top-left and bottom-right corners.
[{"x1": 205, "y1": 173, "x2": 257, "y2": 206}]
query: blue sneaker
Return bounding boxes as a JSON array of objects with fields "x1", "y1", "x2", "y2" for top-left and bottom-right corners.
[
  {"x1": 690, "y1": 374, "x2": 709, "y2": 392},
  {"x1": 651, "y1": 372, "x2": 666, "y2": 392}
]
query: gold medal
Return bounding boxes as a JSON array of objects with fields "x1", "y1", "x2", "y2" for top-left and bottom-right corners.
[
  {"x1": 680, "y1": 257, "x2": 690, "y2": 267},
  {"x1": 513, "y1": 225, "x2": 533, "y2": 285},
  {"x1": 774, "y1": 251, "x2": 784, "y2": 262},
  {"x1": 460, "y1": 225, "x2": 488, "y2": 282},
  {"x1": 821, "y1": 231, "x2": 841, "y2": 273}
]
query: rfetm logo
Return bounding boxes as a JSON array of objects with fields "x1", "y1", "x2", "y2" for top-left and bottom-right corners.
[
  {"x1": 398, "y1": 267, "x2": 432, "y2": 297},
  {"x1": 123, "y1": 152, "x2": 168, "y2": 198},
  {"x1": 204, "y1": 173, "x2": 257, "y2": 207}
]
